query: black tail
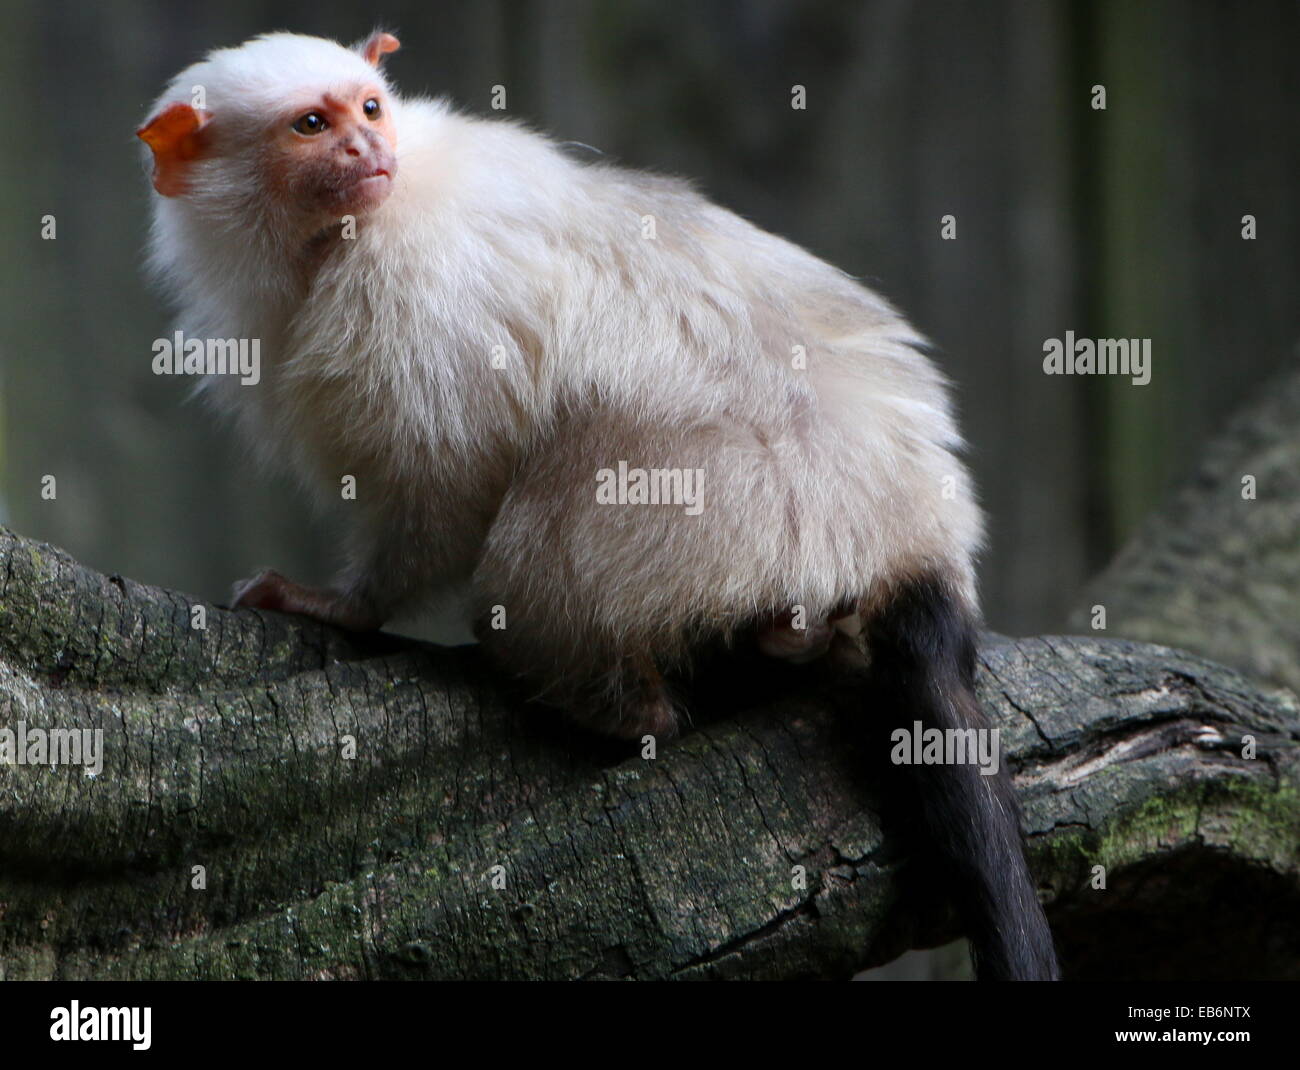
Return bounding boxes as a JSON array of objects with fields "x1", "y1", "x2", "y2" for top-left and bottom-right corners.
[{"x1": 865, "y1": 574, "x2": 1059, "y2": 981}]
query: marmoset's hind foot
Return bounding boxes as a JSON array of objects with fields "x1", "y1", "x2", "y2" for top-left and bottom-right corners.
[
  {"x1": 756, "y1": 605, "x2": 863, "y2": 664},
  {"x1": 230, "y1": 568, "x2": 382, "y2": 632},
  {"x1": 565, "y1": 658, "x2": 683, "y2": 742},
  {"x1": 603, "y1": 689, "x2": 682, "y2": 742},
  {"x1": 757, "y1": 612, "x2": 834, "y2": 663}
]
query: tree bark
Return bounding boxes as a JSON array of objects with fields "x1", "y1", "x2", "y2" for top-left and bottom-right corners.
[
  {"x1": 1070, "y1": 366, "x2": 1300, "y2": 696},
  {"x1": 2, "y1": 373, "x2": 1299, "y2": 981}
]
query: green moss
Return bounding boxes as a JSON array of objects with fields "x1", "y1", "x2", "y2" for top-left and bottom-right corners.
[{"x1": 1094, "y1": 778, "x2": 1300, "y2": 873}]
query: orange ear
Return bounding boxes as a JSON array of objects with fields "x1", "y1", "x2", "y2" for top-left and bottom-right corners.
[
  {"x1": 361, "y1": 31, "x2": 400, "y2": 66},
  {"x1": 137, "y1": 102, "x2": 212, "y2": 197}
]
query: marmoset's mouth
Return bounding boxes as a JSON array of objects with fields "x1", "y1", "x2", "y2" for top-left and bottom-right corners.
[{"x1": 339, "y1": 166, "x2": 395, "y2": 209}]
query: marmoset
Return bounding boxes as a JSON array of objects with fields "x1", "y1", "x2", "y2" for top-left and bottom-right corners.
[{"x1": 139, "y1": 30, "x2": 1058, "y2": 980}]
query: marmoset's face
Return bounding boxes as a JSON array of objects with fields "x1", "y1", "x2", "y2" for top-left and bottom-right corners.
[{"x1": 267, "y1": 83, "x2": 399, "y2": 220}]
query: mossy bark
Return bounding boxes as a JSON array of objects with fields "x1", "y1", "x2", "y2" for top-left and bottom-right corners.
[{"x1": 2, "y1": 372, "x2": 1299, "y2": 980}]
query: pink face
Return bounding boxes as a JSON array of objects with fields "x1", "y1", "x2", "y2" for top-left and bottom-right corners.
[
  {"x1": 140, "y1": 33, "x2": 405, "y2": 224},
  {"x1": 265, "y1": 83, "x2": 399, "y2": 221}
]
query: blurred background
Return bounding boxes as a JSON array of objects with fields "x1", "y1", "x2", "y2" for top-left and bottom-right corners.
[
  {"x1": 0, "y1": 0, "x2": 1296, "y2": 980},
  {"x1": 1, "y1": 0, "x2": 1297, "y2": 640}
]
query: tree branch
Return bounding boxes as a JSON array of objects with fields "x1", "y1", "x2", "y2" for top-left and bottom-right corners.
[{"x1": 2, "y1": 369, "x2": 1299, "y2": 980}]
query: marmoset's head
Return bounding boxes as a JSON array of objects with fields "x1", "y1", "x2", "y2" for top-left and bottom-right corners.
[{"x1": 138, "y1": 31, "x2": 401, "y2": 234}]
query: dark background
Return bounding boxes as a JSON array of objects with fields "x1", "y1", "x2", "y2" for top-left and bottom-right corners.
[
  {"x1": 0, "y1": 0, "x2": 1297, "y2": 984},
  {"x1": 1, "y1": 0, "x2": 1296, "y2": 640}
]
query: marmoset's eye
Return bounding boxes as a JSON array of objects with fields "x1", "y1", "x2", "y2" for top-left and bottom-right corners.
[{"x1": 292, "y1": 112, "x2": 328, "y2": 135}]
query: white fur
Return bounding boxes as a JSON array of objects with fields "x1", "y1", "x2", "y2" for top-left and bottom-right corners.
[{"x1": 145, "y1": 33, "x2": 983, "y2": 697}]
